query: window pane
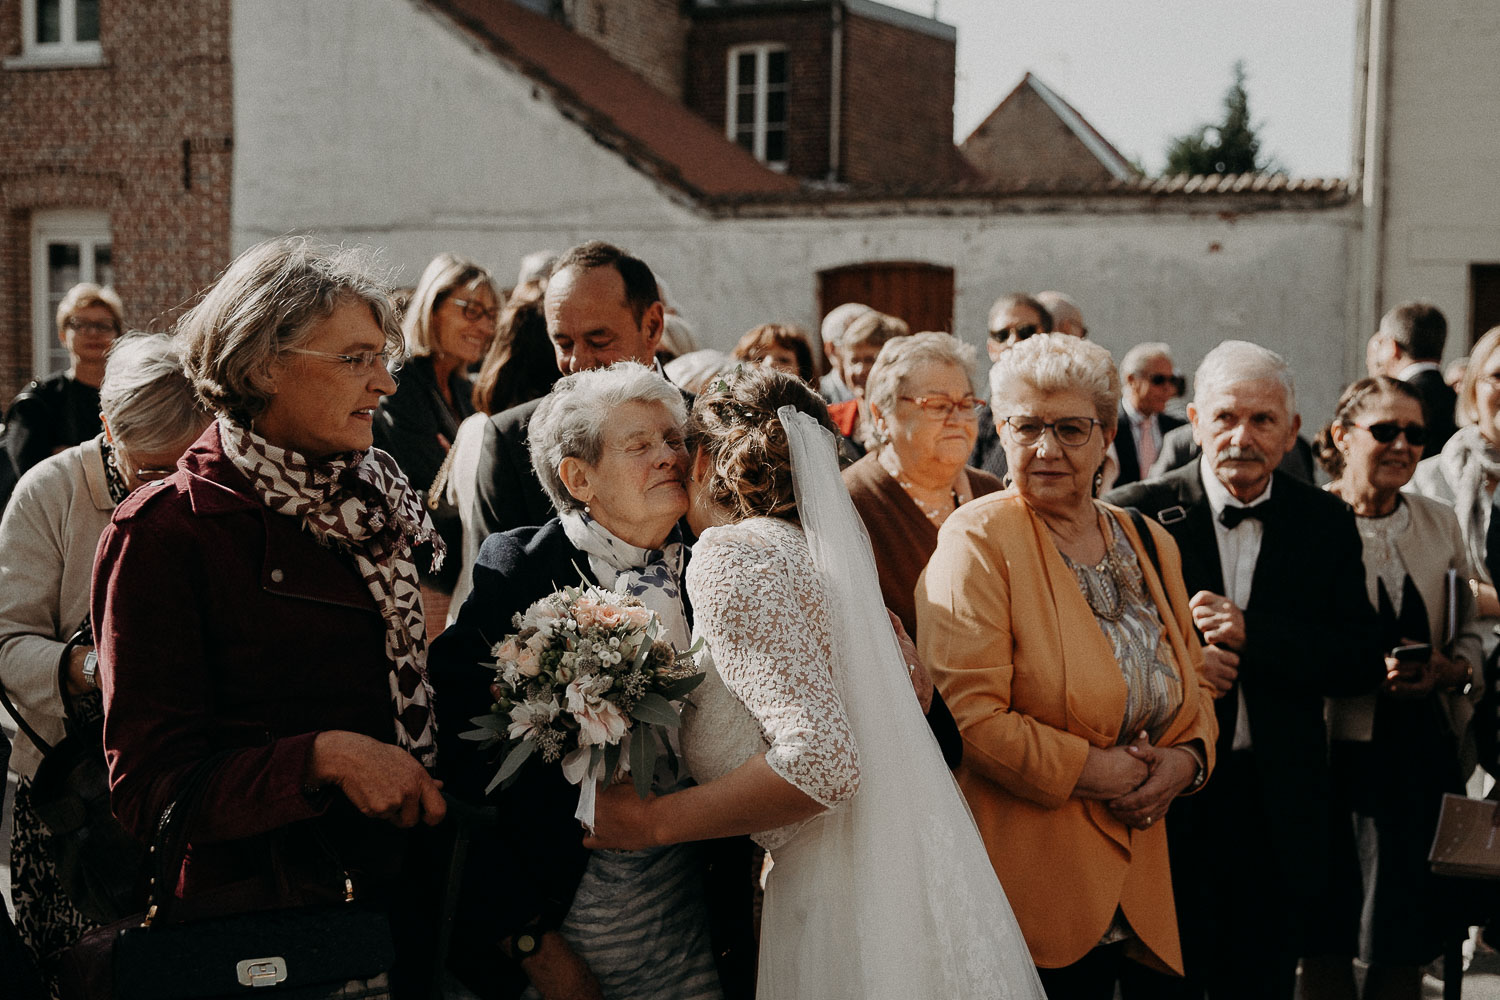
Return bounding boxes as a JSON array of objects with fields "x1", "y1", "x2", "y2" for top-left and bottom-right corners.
[
  {"x1": 736, "y1": 92, "x2": 756, "y2": 125},
  {"x1": 767, "y1": 90, "x2": 787, "y2": 126},
  {"x1": 94, "y1": 244, "x2": 113, "y2": 287},
  {"x1": 37, "y1": 0, "x2": 62, "y2": 43},
  {"x1": 48, "y1": 243, "x2": 82, "y2": 293},
  {"x1": 76, "y1": 0, "x2": 101, "y2": 42},
  {"x1": 736, "y1": 52, "x2": 756, "y2": 85},
  {"x1": 765, "y1": 128, "x2": 787, "y2": 164},
  {"x1": 734, "y1": 132, "x2": 755, "y2": 155},
  {"x1": 767, "y1": 50, "x2": 787, "y2": 86}
]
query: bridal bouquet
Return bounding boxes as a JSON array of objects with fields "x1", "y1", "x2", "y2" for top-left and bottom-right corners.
[{"x1": 461, "y1": 584, "x2": 704, "y2": 829}]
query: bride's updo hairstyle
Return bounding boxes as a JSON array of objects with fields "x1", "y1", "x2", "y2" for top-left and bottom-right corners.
[{"x1": 690, "y1": 365, "x2": 836, "y2": 522}]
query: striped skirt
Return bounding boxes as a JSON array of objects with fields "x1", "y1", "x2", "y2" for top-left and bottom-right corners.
[{"x1": 522, "y1": 842, "x2": 724, "y2": 1000}]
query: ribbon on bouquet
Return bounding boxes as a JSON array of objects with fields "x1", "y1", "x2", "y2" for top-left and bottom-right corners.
[{"x1": 561, "y1": 731, "x2": 634, "y2": 833}]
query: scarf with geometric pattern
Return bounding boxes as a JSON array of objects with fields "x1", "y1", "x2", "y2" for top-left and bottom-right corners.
[{"x1": 217, "y1": 417, "x2": 442, "y2": 771}]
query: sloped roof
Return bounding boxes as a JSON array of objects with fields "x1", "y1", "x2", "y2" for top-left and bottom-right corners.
[
  {"x1": 427, "y1": 0, "x2": 800, "y2": 201},
  {"x1": 961, "y1": 72, "x2": 1139, "y2": 185}
]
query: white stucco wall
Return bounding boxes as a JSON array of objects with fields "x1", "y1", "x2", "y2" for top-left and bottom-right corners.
[
  {"x1": 1377, "y1": 0, "x2": 1500, "y2": 349},
  {"x1": 232, "y1": 0, "x2": 1359, "y2": 427}
]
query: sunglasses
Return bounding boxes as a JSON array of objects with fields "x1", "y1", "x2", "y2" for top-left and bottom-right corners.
[
  {"x1": 988, "y1": 323, "x2": 1041, "y2": 344},
  {"x1": 1354, "y1": 421, "x2": 1426, "y2": 447},
  {"x1": 1135, "y1": 373, "x2": 1175, "y2": 387}
]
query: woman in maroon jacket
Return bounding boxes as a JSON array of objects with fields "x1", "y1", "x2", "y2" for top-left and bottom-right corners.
[{"x1": 92, "y1": 237, "x2": 446, "y2": 997}]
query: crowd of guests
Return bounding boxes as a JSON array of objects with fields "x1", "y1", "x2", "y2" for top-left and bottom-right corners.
[{"x1": 0, "y1": 235, "x2": 1498, "y2": 1000}]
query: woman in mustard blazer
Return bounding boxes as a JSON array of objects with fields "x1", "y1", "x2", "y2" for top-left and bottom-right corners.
[{"x1": 916, "y1": 334, "x2": 1218, "y2": 998}]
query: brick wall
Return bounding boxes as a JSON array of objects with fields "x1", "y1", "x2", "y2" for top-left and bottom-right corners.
[
  {"x1": 839, "y1": 10, "x2": 957, "y2": 188},
  {"x1": 959, "y1": 83, "x2": 1119, "y2": 186},
  {"x1": 567, "y1": 0, "x2": 688, "y2": 100},
  {"x1": 686, "y1": 7, "x2": 833, "y2": 181},
  {"x1": 0, "y1": 0, "x2": 232, "y2": 403}
]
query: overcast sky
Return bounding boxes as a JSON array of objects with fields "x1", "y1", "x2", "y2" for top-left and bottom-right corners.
[{"x1": 880, "y1": 0, "x2": 1361, "y2": 178}]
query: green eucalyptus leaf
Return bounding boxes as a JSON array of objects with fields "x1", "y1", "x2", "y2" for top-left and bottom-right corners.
[
  {"x1": 631, "y1": 726, "x2": 657, "y2": 799},
  {"x1": 485, "y1": 739, "x2": 536, "y2": 795},
  {"x1": 657, "y1": 674, "x2": 705, "y2": 701},
  {"x1": 629, "y1": 693, "x2": 680, "y2": 727}
]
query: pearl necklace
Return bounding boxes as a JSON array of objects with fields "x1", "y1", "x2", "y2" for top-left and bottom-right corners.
[{"x1": 898, "y1": 476, "x2": 959, "y2": 526}]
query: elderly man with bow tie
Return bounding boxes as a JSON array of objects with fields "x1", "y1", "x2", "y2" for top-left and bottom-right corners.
[{"x1": 1106, "y1": 341, "x2": 1383, "y2": 1000}]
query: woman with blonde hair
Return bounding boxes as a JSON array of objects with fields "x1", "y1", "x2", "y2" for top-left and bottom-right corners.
[{"x1": 918, "y1": 333, "x2": 1216, "y2": 995}]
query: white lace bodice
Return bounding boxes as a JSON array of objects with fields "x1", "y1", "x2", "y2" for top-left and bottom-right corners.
[{"x1": 680, "y1": 518, "x2": 860, "y2": 852}]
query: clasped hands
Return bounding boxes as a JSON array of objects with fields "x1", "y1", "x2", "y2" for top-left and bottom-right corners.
[
  {"x1": 1190, "y1": 590, "x2": 1244, "y2": 699},
  {"x1": 1075, "y1": 731, "x2": 1199, "y2": 831}
]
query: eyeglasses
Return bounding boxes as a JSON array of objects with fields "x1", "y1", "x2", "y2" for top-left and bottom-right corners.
[
  {"x1": 65, "y1": 319, "x2": 117, "y2": 336},
  {"x1": 135, "y1": 466, "x2": 177, "y2": 483},
  {"x1": 999, "y1": 415, "x2": 1102, "y2": 447},
  {"x1": 1353, "y1": 421, "x2": 1426, "y2": 447},
  {"x1": 449, "y1": 297, "x2": 499, "y2": 324},
  {"x1": 988, "y1": 323, "x2": 1041, "y2": 345},
  {"x1": 284, "y1": 347, "x2": 401, "y2": 375},
  {"x1": 899, "y1": 395, "x2": 984, "y2": 419},
  {"x1": 1135, "y1": 373, "x2": 1176, "y2": 387}
]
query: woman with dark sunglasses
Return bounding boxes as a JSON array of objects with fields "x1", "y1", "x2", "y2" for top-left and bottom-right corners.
[
  {"x1": 1302, "y1": 375, "x2": 1481, "y2": 1000},
  {"x1": 373, "y1": 253, "x2": 501, "y2": 605}
]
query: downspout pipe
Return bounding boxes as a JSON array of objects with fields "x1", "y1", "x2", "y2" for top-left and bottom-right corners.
[
  {"x1": 828, "y1": 2, "x2": 843, "y2": 184},
  {"x1": 1357, "y1": 0, "x2": 1392, "y2": 358}
]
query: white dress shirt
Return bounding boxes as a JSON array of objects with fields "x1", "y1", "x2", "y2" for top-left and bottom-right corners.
[{"x1": 1200, "y1": 462, "x2": 1275, "y2": 750}]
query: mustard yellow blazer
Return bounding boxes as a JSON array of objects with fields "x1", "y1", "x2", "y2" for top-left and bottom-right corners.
[{"x1": 915, "y1": 491, "x2": 1217, "y2": 973}]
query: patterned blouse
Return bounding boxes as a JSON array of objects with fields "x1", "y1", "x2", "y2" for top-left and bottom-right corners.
[{"x1": 1060, "y1": 517, "x2": 1184, "y2": 744}]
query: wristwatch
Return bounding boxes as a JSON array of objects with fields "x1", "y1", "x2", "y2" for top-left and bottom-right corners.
[
  {"x1": 82, "y1": 650, "x2": 99, "y2": 690},
  {"x1": 511, "y1": 929, "x2": 543, "y2": 960}
]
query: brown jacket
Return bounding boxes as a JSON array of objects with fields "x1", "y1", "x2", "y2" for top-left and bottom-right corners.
[{"x1": 915, "y1": 492, "x2": 1217, "y2": 973}]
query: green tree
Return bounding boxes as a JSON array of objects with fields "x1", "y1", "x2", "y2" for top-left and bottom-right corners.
[{"x1": 1164, "y1": 61, "x2": 1275, "y2": 176}]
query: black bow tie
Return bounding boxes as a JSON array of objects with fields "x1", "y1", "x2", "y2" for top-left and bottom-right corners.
[{"x1": 1219, "y1": 503, "x2": 1270, "y2": 529}]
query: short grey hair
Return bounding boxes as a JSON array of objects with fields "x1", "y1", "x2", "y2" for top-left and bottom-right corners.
[
  {"x1": 100, "y1": 332, "x2": 210, "y2": 454},
  {"x1": 1120, "y1": 342, "x2": 1173, "y2": 377},
  {"x1": 989, "y1": 333, "x2": 1121, "y2": 432},
  {"x1": 1192, "y1": 340, "x2": 1296, "y2": 415},
  {"x1": 528, "y1": 361, "x2": 688, "y2": 512},
  {"x1": 821, "y1": 302, "x2": 873, "y2": 350},
  {"x1": 865, "y1": 333, "x2": 977, "y2": 430},
  {"x1": 180, "y1": 236, "x2": 402, "y2": 426}
]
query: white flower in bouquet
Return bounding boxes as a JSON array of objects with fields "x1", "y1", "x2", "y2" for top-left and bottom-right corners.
[
  {"x1": 508, "y1": 695, "x2": 561, "y2": 741},
  {"x1": 565, "y1": 673, "x2": 630, "y2": 746}
]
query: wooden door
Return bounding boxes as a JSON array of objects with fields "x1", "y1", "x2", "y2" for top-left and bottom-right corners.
[{"x1": 818, "y1": 262, "x2": 954, "y2": 335}]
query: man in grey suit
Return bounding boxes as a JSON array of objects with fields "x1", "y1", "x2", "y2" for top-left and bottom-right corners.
[
  {"x1": 1114, "y1": 341, "x2": 1185, "y2": 487},
  {"x1": 473, "y1": 241, "x2": 667, "y2": 538}
]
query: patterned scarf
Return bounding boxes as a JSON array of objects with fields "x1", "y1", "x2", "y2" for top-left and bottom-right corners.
[
  {"x1": 558, "y1": 509, "x2": 691, "y2": 649},
  {"x1": 218, "y1": 417, "x2": 443, "y2": 770},
  {"x1": 1437, "y1": 425, "x2": 1500, "y2": 584}
]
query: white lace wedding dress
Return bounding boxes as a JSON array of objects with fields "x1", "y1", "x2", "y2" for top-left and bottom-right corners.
[{"x1": 679, "y1": 408, "x2": 1046, "y2": 1000}]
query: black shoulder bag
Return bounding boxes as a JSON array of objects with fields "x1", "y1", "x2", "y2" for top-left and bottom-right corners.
[
  {"x1": 0, "y1": 621, "x2": 147, "y2": 924},
  {"x1": 58, "y1": 755, "x2": 396, "y2": 1000}
]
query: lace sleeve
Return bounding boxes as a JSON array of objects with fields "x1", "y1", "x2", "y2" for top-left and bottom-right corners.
[{"x1": 688, "y1": 522, "x2": 860, "y2": 809}]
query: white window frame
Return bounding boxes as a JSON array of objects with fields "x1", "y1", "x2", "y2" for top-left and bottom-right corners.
[
  {"x1": 5, "y1": 0, "x2": 104, "y2": 69},
  {"x1": 31, "y1": 210, "x2": 112, "y2": 378},
  {"x1": 725, "y1": 43, "x2": 789, "y2": 172}
]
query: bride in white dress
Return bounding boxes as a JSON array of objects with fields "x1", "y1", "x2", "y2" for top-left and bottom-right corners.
[{"x1": 586, "y1": 368, "x2": 1046, "y2": 1000}]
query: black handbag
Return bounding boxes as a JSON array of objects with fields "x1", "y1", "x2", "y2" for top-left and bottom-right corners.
[
  {"x1": 0, "y1": 621, "x2": 148, "y2": 923},
  {"x1": 58, "y1": 756, "x2": 396, "y2": 1000}
]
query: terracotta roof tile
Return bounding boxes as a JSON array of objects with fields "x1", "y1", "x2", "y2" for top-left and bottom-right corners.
[{"x1": 428, "y1": 0, "x2": 799, "y2": 200}]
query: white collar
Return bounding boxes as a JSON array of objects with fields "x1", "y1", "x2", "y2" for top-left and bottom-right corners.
[
  {"x1": 1398, "y1": 360, "x2": 1441, "y2": 380},
  {"x1": 1199, "y1": 459, "x2": 1274, "y2": 514}
]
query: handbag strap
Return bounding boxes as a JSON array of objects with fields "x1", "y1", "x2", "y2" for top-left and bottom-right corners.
[
  {"x1": 427, "y1": 437, "x2": 458, "y2": 512},
  {"x1": 1125, "y1": 507, "x2": 1164, "y2": 583},
  {"x1": 0, "y1": 675, "x2": 50, "y2": 755},
  {"x1": 57, "y1": 620, "x2": 97, "y2": 738},
  {"x1": 141, "y1": 753, "x2": 233, "y2": 927}
]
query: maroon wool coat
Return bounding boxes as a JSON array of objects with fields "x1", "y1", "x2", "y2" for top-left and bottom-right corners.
[{"x1": 92, "y1": 423, "x2": 408, "y2": 898}]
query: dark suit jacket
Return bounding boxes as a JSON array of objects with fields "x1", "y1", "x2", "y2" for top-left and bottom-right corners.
[
  {"x1": 429, "y1": 520, "x2": 752, "y2": 999},
  {"x1": 1105, "y1": 463, "x2": 1382, "y2": 954},
  {"x1": 1112, "y1": 407, "x2": 1186, "y2": 487},
  {"x1": 1407, "y1": 366, "x2": 1458, "y2": 455},
  {"x1": 473, "y1": 397, "x2": 553, "y2": 542},
  {"x1": 969, "y1": 408, "x2": 1008, "y2": 481}
]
